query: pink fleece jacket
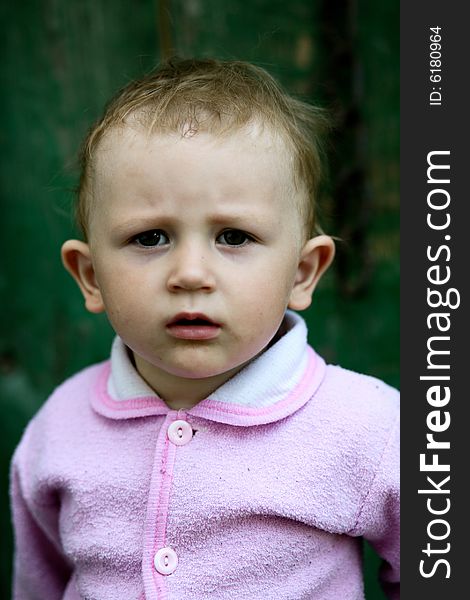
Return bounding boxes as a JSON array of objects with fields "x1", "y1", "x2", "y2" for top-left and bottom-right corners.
[{"x1": 10, "y1": 311, "x2": 399, "y2": 599}]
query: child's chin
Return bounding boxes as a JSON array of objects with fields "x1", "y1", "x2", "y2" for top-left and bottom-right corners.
[
  {"x1": 167, "y1": 359, "x2": 240, "y2": 381},
  {"x1": 171, "y1": 366, "x2": 229, "y2": 380}
]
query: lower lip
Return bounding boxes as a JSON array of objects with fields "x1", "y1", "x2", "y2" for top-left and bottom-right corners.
[{"x1": 166, "y1": 324, "x2": 221, "y2": 340}]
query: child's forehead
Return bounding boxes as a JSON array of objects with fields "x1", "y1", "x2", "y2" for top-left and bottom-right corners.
[
  {"x1": 94, "y1": 125, "x2": 295, "y2": 203},
  {"x1": 87, "y1": 121, "x2": 308, "y2": 240},
  {"x1": 88, "y1": 123, "x2": 305, "y2": 235},
  {"x1": 94, "y1": 127, "x2": 297, "y2": 217},
  {"x1": 95, "y1": 119, "x2": 293, "y2": 167}
]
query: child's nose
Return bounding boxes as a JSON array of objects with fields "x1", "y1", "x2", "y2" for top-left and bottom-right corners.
[{"x1": 166, "y1": 242, "x2": 216, "y2": 293}]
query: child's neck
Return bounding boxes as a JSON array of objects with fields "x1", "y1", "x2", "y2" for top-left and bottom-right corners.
[{"x1": 133, "y1": 353, "x2": 250, "y2": 410}]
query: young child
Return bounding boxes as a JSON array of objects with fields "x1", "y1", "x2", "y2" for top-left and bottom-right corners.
[{"x1": 10, "y1": 58, "x2": 399, "y2": 600}]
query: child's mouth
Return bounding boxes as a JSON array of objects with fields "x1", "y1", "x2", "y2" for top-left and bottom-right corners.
[{"x1": 166, "y1": 313, "x2": 221, "y2": 340}]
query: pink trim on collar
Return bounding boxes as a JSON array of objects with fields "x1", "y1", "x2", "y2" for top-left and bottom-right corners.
[
  {"x1": 188, "y1": 347, "x2": 325, "y2": 425},
  {"x1": 90, "y1": 347, "x2": 326, "y2": 426},
  {"x1": 91, "y1": 363, "x2": 169, "y2": 417}
]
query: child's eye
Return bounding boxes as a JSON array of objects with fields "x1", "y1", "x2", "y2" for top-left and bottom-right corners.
[
  {"x1": 217, "y1": 229, "x2": 253, "y2": 247},
  {"x1": 132, "y1": 229, "x2": 169, "y2": 247}
]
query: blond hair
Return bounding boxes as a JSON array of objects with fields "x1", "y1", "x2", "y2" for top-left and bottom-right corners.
[{"x1": 77, "y1": 58, "x2": 330, "y2": 239}]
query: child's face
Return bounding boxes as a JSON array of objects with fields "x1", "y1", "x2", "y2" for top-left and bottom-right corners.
[{"x1": 63, "y1": 125, "x2": 333, "y2": 396}]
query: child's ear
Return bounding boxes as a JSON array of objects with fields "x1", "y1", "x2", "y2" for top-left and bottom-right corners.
[
  {"x1": 61, "y1": 240, "x2": 105, "y2": 314},
  {"x1": 288, "y1": 235, "x2": 335, "y2": 311}
]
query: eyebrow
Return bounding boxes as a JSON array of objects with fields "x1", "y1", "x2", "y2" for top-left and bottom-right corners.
[
  {"x1": 206, "y1": 213, "x2": 264, "y2": 226},
  {"x1": 110, "y1": 216, "x2": 174, "y2": 236},
  {"x1": 110, "y1": 212, "x2": 265, "y2": 236}
]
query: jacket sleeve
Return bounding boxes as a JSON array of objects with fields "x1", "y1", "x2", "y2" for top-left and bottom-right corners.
[
  {"x1": 10, "y1": 442, "x2": 72, "y2": 600},
  {"x1": 349, "y1": 413, "x2": 400, "y2": 600}
]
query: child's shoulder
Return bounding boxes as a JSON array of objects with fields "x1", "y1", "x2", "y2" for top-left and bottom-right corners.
[
  {"x1": 12, "y1": 359, "x2": 109, "y2": 481},
  {"x1": 299, "y1": 359, "x2": 399, "y2": 495},
  {"x1": 20, "y1": 360, "x2": 109, "y2": 442},
  {"x1": 322, "y1": 361, "x2": 399, "y2": 409},
  {"x1": 45, "y1": 359, "x2": 108, "y2": 410},
  {"x1": 307, "y1": 358, "x2": 399, "y2": 439}
]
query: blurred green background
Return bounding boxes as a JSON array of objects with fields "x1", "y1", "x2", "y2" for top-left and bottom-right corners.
[{"x1": 0, "y1": 1, "x2": 398, "y2": 598}]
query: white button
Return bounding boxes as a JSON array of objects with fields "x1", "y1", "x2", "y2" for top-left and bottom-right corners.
[
  {"x1": 167, "y1": 420, "x2": 193, "y2": 446},
  {"x1": 154, "y1": 547, "x2": 178, "y2": 575}
]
